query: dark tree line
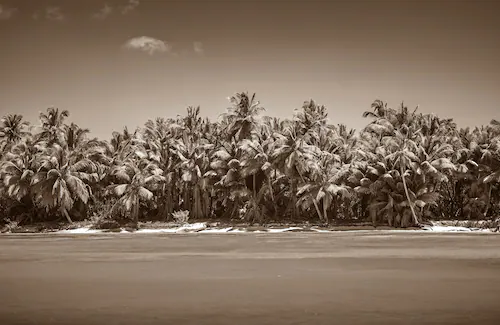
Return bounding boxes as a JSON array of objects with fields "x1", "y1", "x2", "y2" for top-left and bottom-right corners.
[{"x1": 1, "y1": 93, "x2": 499, "y2": 228}]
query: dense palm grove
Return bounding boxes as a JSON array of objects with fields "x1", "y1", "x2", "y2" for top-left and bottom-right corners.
[{"x1": 1, "y1": 93, "x2": 499, "y2": 229}]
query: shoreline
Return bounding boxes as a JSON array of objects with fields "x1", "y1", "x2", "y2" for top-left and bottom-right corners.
[{"x1": 2, "y1": 220, "x2": 498, "y2": 235}]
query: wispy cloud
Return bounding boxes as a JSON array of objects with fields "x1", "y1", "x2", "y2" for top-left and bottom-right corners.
[
  {"x1": 92, "y1": 3, "x2": 113, "y2": 20},
  {"x1": 193, "y1": 41, "x2": 205, "y2": 55},
  {"x1": 123, "y1": 36, "x2": 171, "y2": 55},
  {"x1": 44, "y1": 6, "x2": 65, "y2": 21},
  {"x1": 121, "y1": 0, "x2": 140, "y2": 15},
  {"x1": 0, "y1": 4, "x2": 17, "y2": 20}
]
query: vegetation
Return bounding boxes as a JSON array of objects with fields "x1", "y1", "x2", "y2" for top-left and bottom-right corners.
[{"x1": 1, "y1": 94, "x2": 499, "y2": 230}]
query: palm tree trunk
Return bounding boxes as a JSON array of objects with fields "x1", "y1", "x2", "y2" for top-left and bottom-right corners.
[
  {"x1": 484, "y1": 184, "x2": 492, "y2": 218},
  {"x1": 322, "y1": 201, "x2": 328, "y2": 224},
  {"x1": 253, "y1": 174, "x2": 256, "y2": 199},
  {"x1": 267, "y1": 176, "x2": 274, "y2": 202},
  {"x1": 192, "y1": 183, "x2": 203, "y2": 219},
  {"x1": 201, "y1": 187, "x2": 210, "y2": 219},
  {"x1": 296, "y1": 168, "x2": 324, "y2": 223},
  {"x1": 370, "y1": 207, "x2": 377, "y2": 227},
  {"x1": 62, "y1": 209, "x2": 73, "y2": 223},
  {"x1": 183, "y1": 183, "x2": 190, "y2": 211},
  {"x1": 132, "y1": 199, "x2": 139, "y2": 223},
  {"x1": 291, "y1": 179, "x2": 297, "y2": 219},
  {"x1": 166, "y1": 188, "x2": 173, "y2": 218},
  {"x1": 332, "y1": 199, "x2": 337, "y2": 220},
  {"x1": 401, "y1": 164, "x2": 419, "y2": 226},
  {"x1": 387, "y1": 209, "x2": 393, "y2": 227},
  {"x1": 313, "y1": 198, "x2": 324, "y2": 223}
]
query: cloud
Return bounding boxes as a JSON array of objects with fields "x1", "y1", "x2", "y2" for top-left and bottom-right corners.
[
  {"x1": 121, "y1": 0, "x2": 140, "y2": 15},
  {"x1": 123, "y1": 36, "x2": 171, "y2": 55},
  {"x1": 92, "y1": 3, "x2": 113, "y2": 20},
  {"x1": 0, "y1": 4, "x2": 17, "y2": 20},
  {"x1": 45, "y1": 6, "x2": 65, "y2": 21},
  {"x1": 193, "y1": 41, "x2": 204, "y2": 55}
]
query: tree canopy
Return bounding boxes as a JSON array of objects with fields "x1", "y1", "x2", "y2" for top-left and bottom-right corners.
[{"x1": 1, "y1": 95, "x2": 499, "y2": 228}]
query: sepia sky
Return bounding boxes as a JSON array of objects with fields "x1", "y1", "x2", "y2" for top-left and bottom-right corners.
[{"x1": 1, "y1": 0, "x2": 499, "y2": 140}]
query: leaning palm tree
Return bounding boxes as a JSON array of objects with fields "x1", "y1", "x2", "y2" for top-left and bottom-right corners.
[{"x1": 385, "y1": 128, "x2": 422, "y2": 225}]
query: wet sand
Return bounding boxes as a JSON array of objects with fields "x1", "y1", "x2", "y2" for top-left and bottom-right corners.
[{"x1": 1, "y1": 232, "x2": 499, "y2": 325}]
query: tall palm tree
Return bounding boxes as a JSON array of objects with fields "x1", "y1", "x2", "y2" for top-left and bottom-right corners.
[
  {"x1": 220, "y1": 92, "x2": 265, "y2": 142},
  {"x1": 297, "y1": 155, "x2": 351, "y2": 223},
  {"x1": 108, "y1": 160, "x2": 165, "y2": 223},
  {"x1": 37, "y1": 107, "x2": 69, "y2": 146},
  {"x1": 171, "y1": 131, "x2": 214, "y2": 219},
  {"x1": 385, "y1": 129, "x2": 421, "y2": 225},
  {"x1": 0, "y1": 139, "x2": 40, "y2": 206},
  {"x1": 209, "y1": 142, "x2": 249, "y2": 219},
  {"x1": 0, "y1": 114, "x2": 31, "y2": 155},
  {"x1": 30, "y1": 144, "x2": 98, "y2": 222},
  {"x1": 272, "y1": 122, "x2": 321, "y2": 219},
  {"x1": 65, "y1": 123, "x2": 90, "y2": 151}
]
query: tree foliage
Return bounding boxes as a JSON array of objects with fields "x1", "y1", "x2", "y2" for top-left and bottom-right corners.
[{"x1": 1, "y1": 97, "x2": 499, "y2": 227}]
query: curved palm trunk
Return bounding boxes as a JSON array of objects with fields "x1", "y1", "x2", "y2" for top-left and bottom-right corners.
[
  {"x1": 312, "y1": 196, "x2": 324, "y2": 223},
  {"x1": 62, "y1": 209, "x2": 73, "y2": 223},
  {"x1": 267, "y1": 176, "x2": 275, "y2": 202},
  {"x1": 401, "y1": 164, "x2": 419, "y2": 226}
]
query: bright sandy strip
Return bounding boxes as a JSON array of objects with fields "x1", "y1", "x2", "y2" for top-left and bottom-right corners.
[{"x1": 45, "y1": 222, "x2": 496, "y2": 235}]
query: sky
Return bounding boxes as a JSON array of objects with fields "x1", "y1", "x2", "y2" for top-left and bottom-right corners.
[{"x1": 1, "y1": 0, "x2": 499, "y2": 140}]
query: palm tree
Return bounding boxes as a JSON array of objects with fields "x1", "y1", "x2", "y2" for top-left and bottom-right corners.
[
  {"x1": 271, "y1": 122, "x2": 322, "y2": 219},
  {"x1": 238, "y1": 137, "x2": 278, "y2": 222},
  {"x1": 220, "y1": 92, "x2": 265, "y2": 142},
  {"x1": 30, "y1": 144, "x2": 98, "y2": 222},
  {"x1": 171, "y1": 131, "x2": 214, "y2": 219},
  {"x1": 209, "y1": 142, "x2": 249, "y2": 219},
  {"x1": 297, "y1": 155, "x2": 351, "y2": 223},
  {"x1": 0, "y1": 139, "x2": 41, "y2": 220},
  {"x1": 0, "y1": 114, "x2": 30, "y2": 154},
  {"x1": 65, "y1": 123, "x2": 90, "y2": 151},
  {"x1": 385, "y1": 129, "x2": 422, "y2": 225},
  {"x1": 1, "y1": 94, "x2": 500, "y2": 228},
  {"x1": 37, "y1": 107, "x2": 69, "y2": 146},
  {"x1": 138, "y1": 117, "x2": 182, "y2": 218},
  {"x1": 108, "y1": 160, "x2": 165, "y2": 223},
  {"x1": 293, "y1": 100, "x2": 328, "y2": 143}
]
